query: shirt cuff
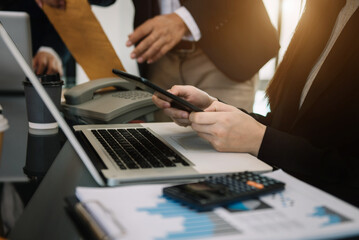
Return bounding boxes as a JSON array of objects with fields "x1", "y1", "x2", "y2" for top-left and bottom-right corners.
[
  {"x1": 37, "y1": 46, "x2": 62, "y2": 66},
  {"x1": 174, "y1": 7, "x2": 201, "y2": 41}
]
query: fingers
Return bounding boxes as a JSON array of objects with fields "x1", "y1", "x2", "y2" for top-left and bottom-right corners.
[
  {"x1": 49, "y1": 0, "x2": 66, "y2": 9},
  {"x1": 127, "y1": 20, "x2": 154, "y2": 59},
  {"x1": 127, "y1": 13, "x2": 187, "y2": 64},
  {"x1": 168, "y1": 85, "x2": 193, "y2": 99},
  {"x1": 129, "y1": 26, "x2": 174, "y2": 64},
  {"x1": 163, "y1": 107, "x2": 189, "y2": 119},
  {"x1": 135, "y1": 36, "x2": 167, "y2": 63},
  {"x1": 152, "y1": 94, "x2": 171, "y2": 109},
  {"x1": 33, "y1": 57, "x2": 46, "y2": 75},
  {"x1": 205, "y1": 101, "x2": 239, "y2": 112},
  {"x1": 46, "y1": 57, "x2": 63, "y2": 76},
  {"x1": 32, "y1": 52, "x2": 63, "y2": 76},
  {"x1": 36, "y1": 0, "x2": 66, "y2": 9},
  {"x1": 127, "y1": 20, "x2": 153, "y2": 47},
  {"x1": 153, "y1": 93, "x2": 189, "y2": 118},
  {"x1": 189, "y1": 112, "x2": 218, "y2": 125},
  {"x1": 35, "y1": 0, "x2": 43, "y2": 8},
  {"x1": 164, "y1": 108, "x2": 191, "y2": 127},
  {"x1": 173, "y1": 118, "x2": 191, "y2": 127},
  {"x1": 153, "y1": 92, "x2": 191, "y2": 126}
]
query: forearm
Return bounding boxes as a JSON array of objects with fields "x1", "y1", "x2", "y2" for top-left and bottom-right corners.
[{"x1": 258, "y1": 127, "x2": 356, "y2": 180}]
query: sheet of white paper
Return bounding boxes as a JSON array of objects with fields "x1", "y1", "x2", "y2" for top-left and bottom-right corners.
[{"x1": 76, "y1": 170, "x2": 359, "y2": 240}]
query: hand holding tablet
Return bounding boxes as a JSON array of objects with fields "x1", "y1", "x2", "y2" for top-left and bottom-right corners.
[{"x1": 112, "y1": 69, "x2": 203, "y2": 112}]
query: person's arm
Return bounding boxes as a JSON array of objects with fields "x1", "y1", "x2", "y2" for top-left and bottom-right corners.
[
  {"x1": 35, "y1": 0, "x2": 116, "y2": 9},
  {"x1": 126, "y1": 13, "x2": 189, "y2": 64},
  {"x1": 258, "y1": 127, "x2": 357, "y2": 180},
  {"x1": 33, "y1": 47, "x2": 63, "y2": 75},
  {"x1": 189, "y1": 101, "x2": 266, "y2": 156}
]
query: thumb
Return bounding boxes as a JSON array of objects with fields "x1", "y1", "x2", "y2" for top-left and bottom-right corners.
[
  {"x1": 204, "y1": 101, "x2": 221, "y2": 112},
  {"x1": 204, "y1": 101, "x2": 235, "y2": 112}
]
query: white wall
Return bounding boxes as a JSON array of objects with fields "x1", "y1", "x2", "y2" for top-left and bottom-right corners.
[{"x1": 76, "y1": 0, "x2": 138, "y2": 84}]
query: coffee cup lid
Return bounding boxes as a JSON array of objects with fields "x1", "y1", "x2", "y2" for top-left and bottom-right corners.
[{"x1": 24, "y1": 73, "x2": 64, "y2": 86}]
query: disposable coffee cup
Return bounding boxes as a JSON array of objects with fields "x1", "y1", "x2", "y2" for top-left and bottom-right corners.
[{"x1": 23, "y1": 74, "x2": 64, "y2": 129}]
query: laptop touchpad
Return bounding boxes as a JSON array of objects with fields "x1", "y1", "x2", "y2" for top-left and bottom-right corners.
[{"x1": 171, "y1": 132, "x2": 212, "y2": 151}]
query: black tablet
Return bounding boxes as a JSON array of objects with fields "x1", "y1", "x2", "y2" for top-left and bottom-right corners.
[{"x1": 112, "y1": 69, "x2": 203, "y2": 112}]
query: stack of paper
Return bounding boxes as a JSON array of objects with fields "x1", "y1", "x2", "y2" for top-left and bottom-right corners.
[{"x1": 75, "y1": 170, "x2": 359, "y2": 240}]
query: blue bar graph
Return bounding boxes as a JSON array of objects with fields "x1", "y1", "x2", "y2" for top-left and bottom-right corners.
[
  {"x1": 138, "y1": 197, "x2": 240, "y2": 240},
  {"x1": 309, "y1": 206, "x2": 351, "y2": 227}
]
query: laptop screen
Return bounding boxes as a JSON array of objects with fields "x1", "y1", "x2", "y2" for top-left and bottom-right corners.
[
  {"x1": 0, "y1": 20, "x2": 106, "y2": 186},
  {"x1": 0, "y1": 11, "x2": 32, "y2": 93}
]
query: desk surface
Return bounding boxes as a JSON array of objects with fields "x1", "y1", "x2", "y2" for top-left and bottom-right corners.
[
  {"x1": 9, "y1": 141, "x2": 359, "y2": 240},
  {"x1": 9, "y1": 141, "x2": 97, "y2": 239},
  {"x1": 0, "y1": 95, "x2": 28, "y2": 182}
]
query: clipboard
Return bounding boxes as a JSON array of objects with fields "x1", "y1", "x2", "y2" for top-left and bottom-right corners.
[
  {"x1": 43, "y1": 0, "x2": 125, "y2": 80},
  {"x1": 65, "y1": 196, "x2": 126, "y2": 240}
]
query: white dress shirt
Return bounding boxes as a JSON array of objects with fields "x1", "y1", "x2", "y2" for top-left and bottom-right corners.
[{"x1": 299, "y1": 0, "x2": 359, "y2": 108}]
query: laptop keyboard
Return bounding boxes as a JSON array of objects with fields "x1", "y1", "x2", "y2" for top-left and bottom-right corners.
[{"x1": 91, "y1": 128, "x2": 190, "y2": 170}]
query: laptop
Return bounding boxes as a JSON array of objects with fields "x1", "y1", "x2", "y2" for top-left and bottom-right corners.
[
  {"x1": 0, "y1": 21, "x2": 272, "y2": 187},
  {"x1": 0, "y1": 11, "x2": 32, "y2": 93}
]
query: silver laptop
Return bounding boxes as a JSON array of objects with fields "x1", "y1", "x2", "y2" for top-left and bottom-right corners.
[
  {"x1": 0, "y1": 21, "x2": 272, "y2": 187},
  {"x1": 0, "y1": 11, "x2": 32, "y2": 92}
]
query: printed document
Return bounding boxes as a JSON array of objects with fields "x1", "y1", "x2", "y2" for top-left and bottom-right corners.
[{"x1": 75, "y1": 170, "x2": 359, "y2": 240}]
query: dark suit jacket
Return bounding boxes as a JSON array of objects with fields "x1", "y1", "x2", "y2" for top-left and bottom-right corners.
[
  {"x1": 132, "y1": 0, "x2": 280, "y2": 81},
  {"x1": 254, "y1": 8, "x2": 359, "y2": 207}
]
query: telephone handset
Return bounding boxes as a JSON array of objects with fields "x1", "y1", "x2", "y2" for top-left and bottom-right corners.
[{"x1": 62, "y1": 78, "x2": 158, "y2": 124}]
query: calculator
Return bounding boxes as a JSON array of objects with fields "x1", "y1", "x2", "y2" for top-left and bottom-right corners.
[{"x1": 163, "y1": 171, "x2": 285, "y2": 211}]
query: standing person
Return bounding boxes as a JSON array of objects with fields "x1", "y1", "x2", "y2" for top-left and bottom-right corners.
[
  {"x1": 36, "y1": 0, "x2": 279, "y2": 113},
  {"x1": 128, "y1": 0, "x2": 279, "y2": 114},
  {"x1": 153, "y1": 0, "x2": 359, "y2": 207}
]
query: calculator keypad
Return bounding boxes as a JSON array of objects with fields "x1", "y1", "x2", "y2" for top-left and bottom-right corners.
[{"x1": 206, "y1": 172, "x2": 284, "y2": 196}]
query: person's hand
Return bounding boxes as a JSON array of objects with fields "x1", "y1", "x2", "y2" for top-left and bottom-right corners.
[
  {"x1": 32, "y1": 51, "x2": 63, "y2": 76},
  {"x1": 126, "y1": 13, "x2": 189, "y2": 64},
  {"x1": 189, "y1": 101, "x2": 266, "y2": 156},
  {"x1": 35, "y1": 0, "x2": 66, "y2": 9},
  {"x1": 152, "y1": 85, "x2": 217, "y2": 126}
]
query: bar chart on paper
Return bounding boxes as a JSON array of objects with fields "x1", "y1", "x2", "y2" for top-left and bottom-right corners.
[
  {"x1": 75, "y1": 171, "x2": 359, "y2": 240},
  {"x1": 138, "y1": 196, "x2": 239, "y2": 240},
  {"x1": 76, "y1": 185, "x2": 241, "y2": 240}
]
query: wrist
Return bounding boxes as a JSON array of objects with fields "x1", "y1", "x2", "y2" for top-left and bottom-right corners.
[
  {"x1": 249, "y1": 124, "x2": 266, "y2": 157},
  {"x1": 171, "y1": 13, "x2": 189, "y2": 37},
  {"x1": 174, "y1": 7, "x2": 201, "y2": 41}
]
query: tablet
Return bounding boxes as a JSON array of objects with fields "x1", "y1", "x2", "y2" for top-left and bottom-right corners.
[{"x1": 112, "y1": 69, "x2": 203, "y2": 112}]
